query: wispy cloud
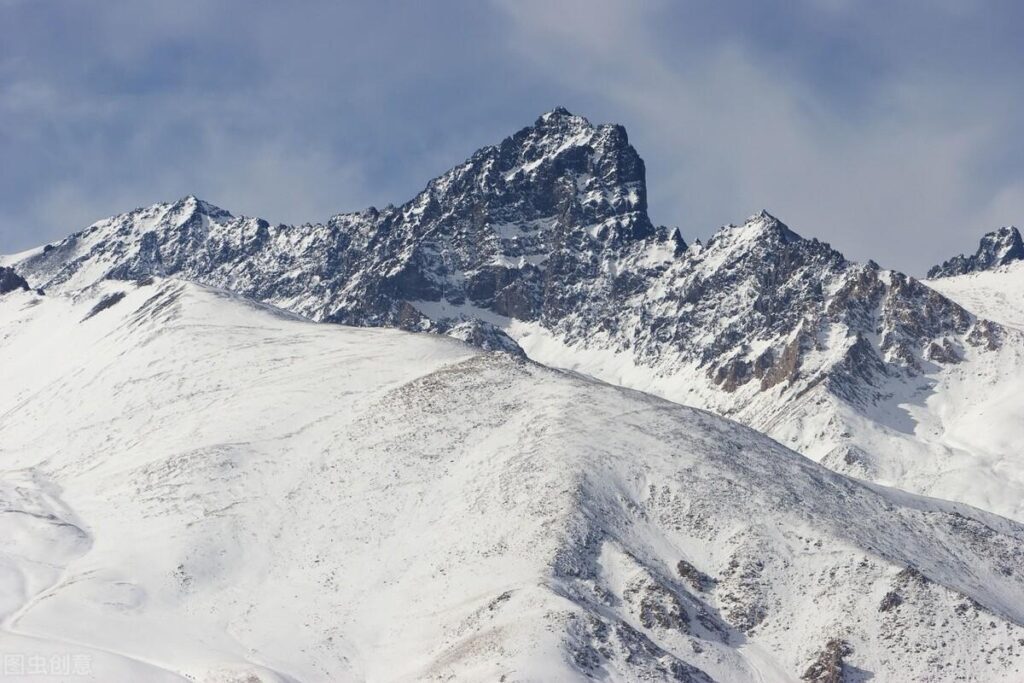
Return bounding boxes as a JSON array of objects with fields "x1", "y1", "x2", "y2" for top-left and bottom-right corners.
[
  {"x1": 1, "y1": 0, "x2": 1022, "y2": 273},
  {"x1": 493, "y1": 0, "x2": 1024, "y2": 271}
]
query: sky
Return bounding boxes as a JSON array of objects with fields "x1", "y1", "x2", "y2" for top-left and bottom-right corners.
[{"x1": 2, "y1": 0, "x2": 1023, "y2": 274}]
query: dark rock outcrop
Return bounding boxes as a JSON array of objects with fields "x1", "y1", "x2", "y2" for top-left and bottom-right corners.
[
  {"x1": 801, "y1": 639, "x2": 853, "y2": 683},
  {"x1": 928, "y1": 226, "x2": 1024, "y2": 278},
  {"x1": 0, "y1": 266, "x2": 29, "y2": 295}
]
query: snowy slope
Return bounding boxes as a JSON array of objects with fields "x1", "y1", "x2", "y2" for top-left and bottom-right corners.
[
  {"x1": 2, "y1": 280, "x2": 1024, "y2": 681},
  {"x1": 504, "y1": 281, "x2": 1024, "y2": 523},
  {"x1": 926, "y1": 260, "x2": 1024, "y2": 332}
]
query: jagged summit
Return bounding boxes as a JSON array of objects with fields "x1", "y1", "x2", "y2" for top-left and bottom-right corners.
[
  {"x1": 168, "y1": 194, "x2": 234, "y2": 221},
  {"x1": 414, "y1": 105, "x2": 651, "y2": 240},
  {"x1": 710, "y1": 210, "x2": 802, "y2": 248},
  {"x1": 747, "y1": 210, "x2": 800, "y2": 242},
  {"x1": 527, "y1": 107, "x2": 632, "y2": 150},
  {"x1": 666, "y1": 226, "x2": 688, "y2": 255},
  {"x1": 928, "y1": 225, "x2": 1024, "y2": 278},
  {"x1": 13, "y1": 109, "x2": 659, "y2": 321},
  {"x1": 535, "y1": 105, "x2": 585, "y2": 125}
]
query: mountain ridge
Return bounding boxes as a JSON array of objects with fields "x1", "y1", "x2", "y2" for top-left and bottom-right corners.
[
  {"x1": 928, "y1": 225, "x2": 1024, "y2": 278},
  {"x1": 7, "y1": 108, "x2": 1024, "y2": 523}
]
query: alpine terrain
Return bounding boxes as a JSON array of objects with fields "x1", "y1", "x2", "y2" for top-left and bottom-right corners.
[
  {"x1": 8, "y1": 110, "x2": 1024, "y2": 521},
  {"x1": 3, "y1": 110, "x2": 1024, "y2": 682}
]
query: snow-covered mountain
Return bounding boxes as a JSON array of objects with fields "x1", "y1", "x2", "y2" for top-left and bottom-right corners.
[
  {"x1": 3, "y1": 278, "x2": 1024, "y2": 682},
  {"x1": 498, "y1": 211, "x2": 1024, "y2": 522},
  {"x1": 927, "y1": 226, "x2": 1024, "y2": 278},
  {"x1": 12, "y1": 109, "x2": 657, "y2": 330},
  {"x1": 9, "y1": 109, "x2": 1024, "y2": 522}
]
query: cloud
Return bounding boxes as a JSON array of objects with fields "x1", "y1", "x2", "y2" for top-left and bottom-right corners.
[
  {"x1": 1, "y1": 0, "x2": 1022, "y2": 274},
  {"x1": 492, "y1": 0, "x2": 1024, "y2": 272}
]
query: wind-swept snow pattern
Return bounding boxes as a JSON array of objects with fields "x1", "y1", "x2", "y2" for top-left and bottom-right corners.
[{"x1": 2, "y1": 279, "x2": 1024, "y2": 681}]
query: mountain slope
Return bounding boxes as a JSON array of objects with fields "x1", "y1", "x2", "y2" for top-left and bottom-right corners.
[
  {"x1": 6, "y1": 109, "x2": 1024, "y2": 522},
  {"x1": 2, "y1": 279, "x2": 1024, "y2": 681},
  {"x1": 926, "y1": 260, "x2": 1024, "y2": 332}
]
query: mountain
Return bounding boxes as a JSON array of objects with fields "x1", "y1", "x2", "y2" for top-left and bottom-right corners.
[
  {"x1": 3, "y1": 278, "x2": 1024, "y2": 681},
  {"x1": 927, "y1": 226, "x2": 1024, "y2": 278},
  {"x1": 6, "y1": 109, "x2": 1024, "y2": 523},
  {"x1": 13, "y1": 109, "x2": 658, "y2": 328}
]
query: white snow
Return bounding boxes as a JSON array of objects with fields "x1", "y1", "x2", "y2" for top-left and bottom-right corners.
[
  {"x1": 2, "y1": 280, "x2": 1024, "y2": 681},
  {"x1": 926, "y1": 260, "x2": 1024, "y2": 331}
]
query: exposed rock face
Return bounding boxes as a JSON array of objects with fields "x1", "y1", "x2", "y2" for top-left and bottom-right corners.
[
  {"x1": 0, "y1": 266, "x2": 29, "y2": 295},
  {"x1": 443, "y1": 319, "x2": 525, "y2": 357},
  {"x1": 801, "y1": 639, "x2": 853, "y2": 682},
  {"x1": 16, "y1": 109, "x2": 655, "y2": 333},
  {"x1": 928, "y1": 226, "x2": 1024, "y2": 278}
]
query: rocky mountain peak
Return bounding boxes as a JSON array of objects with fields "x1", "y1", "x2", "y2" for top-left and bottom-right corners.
[
  {"x1": 385, "y1": 107, "x2": 651, "y2": 246},
  {"x1": 167, "y1": 195, "x2": 234, "y2": 222},
  {"x1": 12, "y1": 109, "x2": 664, "y2": 326},
  {"x1": 688, "y1": 212, "x2": 824, "y2": 282},
  {"x1": 927, "y1": 225, "x2": 1024, "y2": 278},
  {"x1": 711, "y1": 210, "x2": 802, "y2": 249},
  {"x1": 667, "y1": 226, "x2": 688, "y2": 255},
  {"x1": 534, "y1": 105, "x2": 588, "y2": 127}
]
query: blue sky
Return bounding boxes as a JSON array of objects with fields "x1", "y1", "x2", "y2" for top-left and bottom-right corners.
[{"x1": 2, "y1": 0, "x2": 1023, "y2": 273}]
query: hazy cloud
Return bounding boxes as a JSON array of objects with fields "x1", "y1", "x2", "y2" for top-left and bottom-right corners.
[
  {"x1": 493, "y1": 0, "x2": 1024, "y2": 271},
  {"x1": 1, "y1": 0, "x2": 1022, "y2": 273}
]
